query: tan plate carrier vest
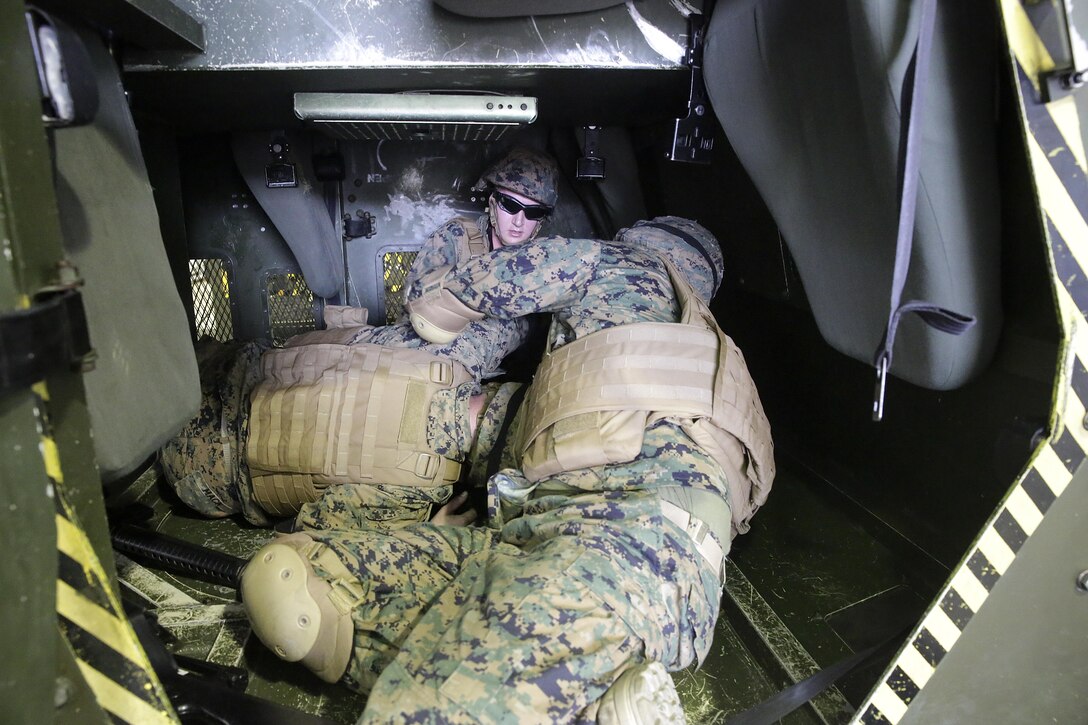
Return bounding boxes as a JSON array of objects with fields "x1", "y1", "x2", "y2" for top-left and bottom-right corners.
[
  {"x1": 517, "y1": 260, "x2": 775, "y2": 538},
  {"x1": 247, "y1": 338, "x2": 471, "y2": 516},
  {"x1": 245, "y1": 220, "x2": 486, "y2": 516},
  {"x1": 455, "y1": 216, "x2": 488, "y2": 259}
]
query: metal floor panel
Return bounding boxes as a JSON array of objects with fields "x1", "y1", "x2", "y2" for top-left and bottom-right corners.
[{"x1": 721, "y1": 456, "x2": 941, "y2": 720}]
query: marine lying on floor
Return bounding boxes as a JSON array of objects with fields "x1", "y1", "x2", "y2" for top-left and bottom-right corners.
[{"x1": 129, "y1": 217, "x2": 774, "y2": 722}]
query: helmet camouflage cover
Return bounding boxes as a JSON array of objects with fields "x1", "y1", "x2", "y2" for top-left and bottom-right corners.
[
  {"x1": 481, "y1": 147, "x2": 560, "y2": 207},
  {"x1": 615, "y1": 216, "x2": 724, "y2": 302}
]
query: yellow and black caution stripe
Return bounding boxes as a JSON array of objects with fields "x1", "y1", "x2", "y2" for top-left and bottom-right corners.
[
  {"x1": 855, "y1": 1, "x2": 1087, "y2": 722},
  {"x1": 35, "y1": 383, "x2": 178, "y2": 725}
]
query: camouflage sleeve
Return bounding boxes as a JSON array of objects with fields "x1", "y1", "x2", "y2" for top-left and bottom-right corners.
[
  {"x1": 352, "y1": 317, "x2": 528, "y2": 380},
  {"x1": 442, "y1": 237, "x2": 602, "y2": 318},
  {"x1": 403, "y1": 219, "x2": 470, "y2": 296},
  {"x1": 429, "y1": 316, "x2": 529, "y2": 378}
]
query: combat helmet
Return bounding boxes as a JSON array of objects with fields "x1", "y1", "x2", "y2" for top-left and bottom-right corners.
[
  {"x1": 616, "y1": 216, "x2": 723, "y2": 302},
  {"x1": 481, "y1": 146, "x2": 560, "y2": 207}
]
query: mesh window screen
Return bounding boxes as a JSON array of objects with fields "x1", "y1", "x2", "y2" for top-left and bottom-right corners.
[
  {"x1": 383, "y1": 250, "x2": 418, "y2": 324},
  {"x1": 267, "y1": 272, "x2": 316, "y2": 344},
  {"x1": 189, "y1": 258, "x2": 234, "y2": 341}
]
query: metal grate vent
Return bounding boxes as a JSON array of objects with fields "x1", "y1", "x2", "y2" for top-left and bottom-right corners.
[
  {"x1": 189, "y1": 258, "x2": 233, "y2": 341},
  {"x1": 314, "y1": 122, "x2": 517, "y2": 142},
  {"x1": 267, "y1": 272, "x2": 316, "y2": 344},
  {"x1": 383, "y1": 251, "x2": 418, "y2": 324}
]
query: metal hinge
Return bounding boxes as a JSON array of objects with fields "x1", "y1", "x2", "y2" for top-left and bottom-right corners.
[{"x1": 668, "y1": 11, "x2": 715, "y2": 164}]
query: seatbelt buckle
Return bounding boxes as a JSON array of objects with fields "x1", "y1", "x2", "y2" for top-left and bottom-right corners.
[{"x1": 872, "y1": 355, "x2": 888, "y2": 422}]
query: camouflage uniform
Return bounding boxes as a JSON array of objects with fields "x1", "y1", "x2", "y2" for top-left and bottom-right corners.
[
  {"x1": 258, "y1": 147, "x2": 559, "y2": 528},
  {"x1": 257, "y1": 219, "x2": 751, "y2": 720},
  {"x1": 357, "y1": 428, "x2": 724, "y2": 723},
  {"x1": 403, "y1": 144, "x2": 562, "y2": 302},
  {"x1": 362, "y1": 219, "x2": 733, "y2": 721},
  {"x1": 479, "y1": 146, "x2": 561, "y2": 208},
  {"x1": 291, "y1": 318, "x2": 527, "y2": 532},
  {"x1": 163, "y1": 147, "x2": 559, "y2": 527},
  {"x1": 402, "y1": 213, "x2": 491, "y2": 304},
  {"x1": 160, "y1": 338, "x2": 274, "y2": 526}
]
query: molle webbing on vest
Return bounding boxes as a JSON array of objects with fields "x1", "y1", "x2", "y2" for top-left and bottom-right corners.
[
  {"x1": 251, "y1": 473, "x2": 330, "y2": 518},
  {"x1": 518, "y1": 259, "x2": 775, "y2": 537},
  {"x1": 247, "y1": 343, "x2": 470, "y2": 513},
  {"x1": 517, "y1": 323, "x2": 718, "y2": 478},
  {"x1": 455, "y1": 218, "x2": 488, "y2": 260}
]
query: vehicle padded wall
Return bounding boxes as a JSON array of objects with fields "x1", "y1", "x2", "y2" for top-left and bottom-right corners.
[
  {"x1": 53, "y1": 28, "x2": 200, "y2": 480},
  {"x1": 232, "y1": 130, "x2": 344, "y2": 300},
  {"x1": 703, "y1": 0, "x2": 1002, "y2": 390}
]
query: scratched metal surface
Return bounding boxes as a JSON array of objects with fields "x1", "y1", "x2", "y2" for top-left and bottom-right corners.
[
  {"x1": 124, "y1": 0, "x2": 701, "y2": 71},
  {"x1": 123, "y1": 0, "x2": 699, "y2": 131}
]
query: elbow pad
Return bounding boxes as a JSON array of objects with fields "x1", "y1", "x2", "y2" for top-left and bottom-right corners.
[{"x1": 408, "y1": 286, "x2": 485, "y2": 344}]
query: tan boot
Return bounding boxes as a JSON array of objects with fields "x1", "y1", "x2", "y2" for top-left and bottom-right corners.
[{"x1": 597, "y1": 661, "x2": 686, "y2": 725}]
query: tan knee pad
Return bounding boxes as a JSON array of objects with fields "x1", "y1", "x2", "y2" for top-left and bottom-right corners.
[{"x1": 240, "y1": 533, "x2": 356, "y2": 683}]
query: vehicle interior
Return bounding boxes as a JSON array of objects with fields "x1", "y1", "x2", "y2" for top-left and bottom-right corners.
[{"x1": 7, "y1": 0, "x2": 1067, "y2": 722}]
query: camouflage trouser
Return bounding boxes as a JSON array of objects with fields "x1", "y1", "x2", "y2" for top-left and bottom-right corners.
[
  {"x1": 297, "y1": 423, "x2": 726, "y2": 722},
  {"x1": 299, "y1": 511, "x2": 641, "y2": 724},
  {"x1": 294, "y1": 483, "x2": 455, "y2": 532},
  {"x1": 160, "y1": 339, "x2": 272, "y2": 526}
]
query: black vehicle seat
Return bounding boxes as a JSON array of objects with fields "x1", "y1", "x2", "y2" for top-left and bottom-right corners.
[
  {"x1": 703, "y1": 0, "x2": 1002, "y2": 390},
  {"x1": 52, "y1": 26, "x2": 200, "y2": 481}
]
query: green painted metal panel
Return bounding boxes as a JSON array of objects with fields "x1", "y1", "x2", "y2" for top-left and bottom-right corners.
[{"x1": 0, "y1": 1, "x2": 62, "y2": 720}]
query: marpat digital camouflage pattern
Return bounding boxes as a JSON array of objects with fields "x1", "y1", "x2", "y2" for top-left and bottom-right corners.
[
  {"x1": 161, "y1": 213, "x2": 529, "y2": 529},
  {"x1": 269, "y1": 220, "x2": 746, "y2": 721},
  {"x1": 161, "y1": 338, "x2": 273, "y2": 526},
  {"x1": 616, "y1": 216, "x2": 724, "y2": 302},
  {"x1": 403, "y1": 214, "x2": 492, "y2": 306}
]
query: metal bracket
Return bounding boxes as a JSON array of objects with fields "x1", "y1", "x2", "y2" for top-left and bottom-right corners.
[
  {"x1": 1041, "y1": 67, "x2": 1086, "y2": 103},
  {"x1": 265, "y1": 135, "x2": 297, "y2": 188},
  {"x1": 0, "y1": 288, "x2": 94, "y2": 394},
  {"x1": 1039, "y1": 2, "x2": 1086, "y2": 102},
  {"x1": 668, "y1": 12, "x2": 715, "y2": 164},
  {"x1": 576, "y1": 125, "x2": 606, "y2": 180},
  {"x1": 343, "y1": 211, "x2": 376, "y2": 240}
]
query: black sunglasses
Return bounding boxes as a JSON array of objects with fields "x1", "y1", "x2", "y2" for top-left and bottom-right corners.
[{"x1": 493, "y1": 191, "x2": 552, "y2": 221}]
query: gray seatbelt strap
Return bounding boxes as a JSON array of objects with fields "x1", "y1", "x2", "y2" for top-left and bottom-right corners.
[
  {"x1": 872, "y1": 0, "x2": 975, "y2": 421},
  {"x1": 640, "y1": 221, "x2": 720, "y2": 292},
  {"x1": 722, "y1": 626, "x2": 908, "y2": 725}
]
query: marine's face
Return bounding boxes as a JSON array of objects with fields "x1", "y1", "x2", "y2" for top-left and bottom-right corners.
[{"x1": 489, "y1": 187, "x2": 549, "y2": 248}]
